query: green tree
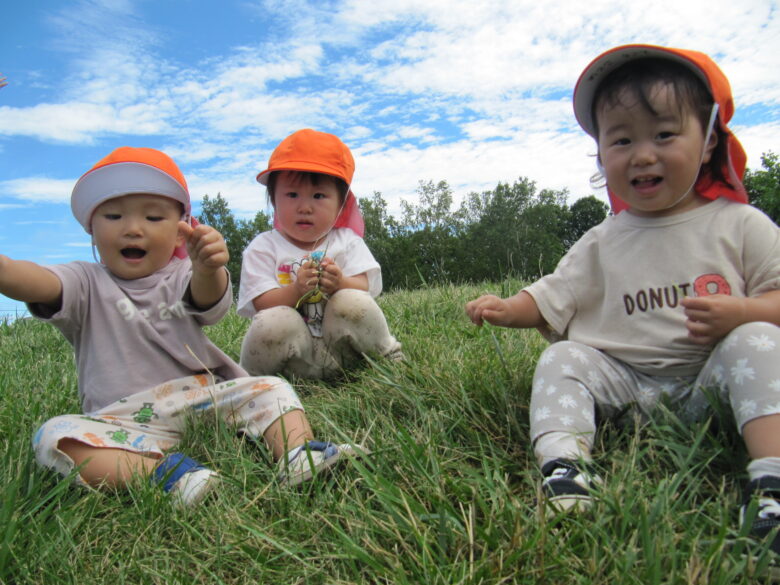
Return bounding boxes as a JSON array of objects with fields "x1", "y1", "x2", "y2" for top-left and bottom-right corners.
[
  {"x1": 197, "y1": 193, "x2": 271, "y2": 292},
  {"x1": 745, "y1": 152, "x2": 780, "y2": 224},
  {"x1": 514, "y1": 188, "x2": 570, "y2": 278},
  {"x1": 458, "y1": 178, "x2": 536, "y2": 281},
  {"x1": 397, "y1": 180, "x2": 463, "y2": 286},
  {"x1": 457, "y1": 178, "x2": 571, "y2": 281},
  {"x1": 565, "y1": 195, "x2": 609, "y2": 248}
]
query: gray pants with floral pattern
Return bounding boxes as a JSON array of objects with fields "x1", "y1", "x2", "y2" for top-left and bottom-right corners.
[{"x1": 530, "y1": 321, "x2": 780, "y2": 462}]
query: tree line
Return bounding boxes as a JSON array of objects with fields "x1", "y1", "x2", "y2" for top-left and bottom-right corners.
[{"x1": 199, "y1": 151, "x2": 780, "y2": 292}]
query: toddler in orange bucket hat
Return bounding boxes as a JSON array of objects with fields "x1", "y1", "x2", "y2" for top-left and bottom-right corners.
[
  {"x1": 1, "y1": 146, "x2": 365, "y2": 507},
  {"x1": 238, "y1": 129, "x2": 402, "y2": 380},
  {"x1": 465, "y1": 45, "x2": 780, "y2": 555}
]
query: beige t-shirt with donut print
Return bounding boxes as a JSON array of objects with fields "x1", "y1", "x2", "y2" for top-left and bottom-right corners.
[{"x1": 525, "y1": 198, "x2": 780, "y2": 377}]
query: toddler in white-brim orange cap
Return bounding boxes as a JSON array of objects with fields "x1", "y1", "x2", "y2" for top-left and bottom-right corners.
[{"x1": 0, "y1": 144, "x2": 366, "y2": 507}]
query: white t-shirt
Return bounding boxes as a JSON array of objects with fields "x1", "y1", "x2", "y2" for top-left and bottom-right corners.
[
  {"x1": 237, "y1": 228, "x2": 382, "y2": 336},
  {"x1": 524, "y1": 199, "x2": 780, "y2": 376}
]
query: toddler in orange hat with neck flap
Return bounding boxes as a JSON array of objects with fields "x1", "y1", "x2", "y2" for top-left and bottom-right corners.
[
  {"x1": 0, "y1": 147, "x2": 363, "y2": 507},
  {"x1": 466, "y1": 45, "x2": 780, "y2": 552},
  {"x1": 237, "y1": 129, "x2": 402, "y2": 380}
]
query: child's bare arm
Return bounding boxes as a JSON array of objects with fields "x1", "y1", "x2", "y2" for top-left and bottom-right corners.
[
  {"x1": 682, "y1": 290, "x2": 780, "y2": 345},
  {"x1": 179, "y1": 222, "x2": 229, "y2": 310},
  {"x1": 465, "y1": 290, "x2": 546, "y2": 329},
  {"x1": 0, "y1": 254, "x2": 62, "y2": 306}
]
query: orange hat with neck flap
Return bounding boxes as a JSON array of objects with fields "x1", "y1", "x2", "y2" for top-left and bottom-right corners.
[{"x1": 573, "y1": 44, "x2": 748, "y2": 213}]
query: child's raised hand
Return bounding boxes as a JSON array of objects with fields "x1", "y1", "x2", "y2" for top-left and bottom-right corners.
[
  {"x1": 178, "y1": 222, "x2": 229, "y2": 274},
  {"x1": 681, "y1": 294, "x2": 747, "y2": 345},
  {"x1": 465, "y1": 295, "x2": 513, "y2": 327}
]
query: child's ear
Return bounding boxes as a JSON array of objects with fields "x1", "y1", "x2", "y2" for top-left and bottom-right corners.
[{"x1": 702, "y1": 128, "x2": 719, "y2": 164}]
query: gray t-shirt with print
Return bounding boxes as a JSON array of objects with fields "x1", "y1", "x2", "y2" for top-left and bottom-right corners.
[{"x1": 28, "y1": 258, "x2": 246, "y2": 413}]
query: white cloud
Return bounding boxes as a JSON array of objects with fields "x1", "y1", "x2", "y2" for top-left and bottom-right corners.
[
  {"x1": 0, "y1": 102, "x2": 167, "y2": 143},
  {"x1": 735, "y1": 122, "x2": 780, "y2": 168},
  {"x1": 1, "y1": 0, "x2": 777, "y2": 241},
  {"x1": 2, "y1": 178, "x2": 74, "y2": 203}
]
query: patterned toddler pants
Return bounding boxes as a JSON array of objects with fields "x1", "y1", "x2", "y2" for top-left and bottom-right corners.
[
  {"x1": 530, "y1": 322, "x2": 780, "y2": 461},
  {"x1": 240, "y1": 289, "x2": 402, "y2": 380},
  {"x1": 32, "y1": 374, "x2": 304, "y2": 485}
]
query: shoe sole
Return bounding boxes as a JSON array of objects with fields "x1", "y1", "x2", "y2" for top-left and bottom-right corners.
[{"x1": 545, "y1": 493, "x2": 594, "y2": 515}]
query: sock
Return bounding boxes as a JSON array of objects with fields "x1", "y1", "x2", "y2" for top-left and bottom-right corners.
[
  {"x1": 747, "y1": 457, "x2": 780, "y2": 482},
  {"x1": 534, "y1": 431, "x2": 593, "y2": 468}
]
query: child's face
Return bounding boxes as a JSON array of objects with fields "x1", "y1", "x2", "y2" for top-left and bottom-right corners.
[
  {"x1": 273, "y1": 171, "x2": 342, "y2": 248},
  {"x1": 91, "y1": 194, "x2": 184, "y2": 279},
  {"x1": 596, "y1": 82, "x2": 717, "y2": 217}
]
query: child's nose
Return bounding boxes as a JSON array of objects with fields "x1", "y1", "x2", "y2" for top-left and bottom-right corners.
[
  {"x1": 631, "y1": 141, "x2": 657, "y2": 166},
  {"x1": 123, "y1": 218, "x2": 143, "y2": 236}
]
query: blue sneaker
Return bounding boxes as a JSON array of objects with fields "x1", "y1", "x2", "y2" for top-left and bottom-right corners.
[
  {"x1": 278, "y1": 441, "x2": 366, "y2": 486},
  {"x1": 152, "y1": 453, "x2": 219, "y2": 507}
]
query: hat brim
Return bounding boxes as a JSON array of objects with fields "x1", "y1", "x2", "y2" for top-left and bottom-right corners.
[
  {"x1": 71, "y1": 162, "x2": 190, "y2": 233},
  {"x1": 573, "y1": 45, "x2": 710, "y2": 137}
]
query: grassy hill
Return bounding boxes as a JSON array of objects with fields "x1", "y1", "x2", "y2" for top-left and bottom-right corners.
[{"x1": 0, "y1": 281, "x2": 775, "y2": 584}]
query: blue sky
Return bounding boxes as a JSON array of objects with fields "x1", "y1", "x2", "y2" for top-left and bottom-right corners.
[{"x1": 2, "y1": 0, "x2": 779, "y2": 318}]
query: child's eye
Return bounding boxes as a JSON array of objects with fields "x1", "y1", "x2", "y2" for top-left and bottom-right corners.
[
  {"x1": 285, "y1": 191, "x2": 298, "y2": 199},
  {"x1": 313, "y1": 192, "x2": 329, "y2": 200},
  {"x1": 103, "y1": 213, "x2": 121, "y2": 220},
  {"x1": 657, "y1": 131, "x2": 676, "y2": 140},
  {"x1": 146, "y1": 216, "x2": 164, "y2": 222},
  {"x1": 612, "y1": 137, "x2": 630, "y2": 146}
]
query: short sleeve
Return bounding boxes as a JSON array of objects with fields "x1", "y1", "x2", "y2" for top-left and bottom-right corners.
[
  {"x1": 341, "y1": 234, "x2": 382, "y2": 297},
  {"x1": 237, "y1": 233, "x2": 280, "y2": 317}
]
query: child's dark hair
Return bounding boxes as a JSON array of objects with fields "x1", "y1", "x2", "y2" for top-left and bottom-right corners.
[
  {"x1": 266, "y1": 171, "x2": 349, "y2": 206},
  {"x1": 592, "y1": 58, "x2": 731, "y2": 189}
]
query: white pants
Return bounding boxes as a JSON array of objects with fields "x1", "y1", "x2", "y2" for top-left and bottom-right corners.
[
  {"x1": 33, "y1": 374, "x2": 303, "y2": 484},
  {"x1": 240, "y1": 289, "x2": 402, "y2": 380}
]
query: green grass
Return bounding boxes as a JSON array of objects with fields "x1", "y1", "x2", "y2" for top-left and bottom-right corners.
[{"x1": 0, "y1": 281, "x2": 777, "y2": 584}]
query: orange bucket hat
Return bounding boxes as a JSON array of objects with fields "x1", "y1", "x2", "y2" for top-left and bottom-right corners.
[
  {"x1": 573, "y1": 44, "x2": 748, "y2": 213},
  {"x1": 257, "y1": 129, "x2": 365, "y2": 237},
  {"x1": 72, "y1": 146, "x2": 191, "y2": 233}
]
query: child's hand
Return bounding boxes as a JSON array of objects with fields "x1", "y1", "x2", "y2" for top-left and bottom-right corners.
[
  {"x1": 465, "y1": 295, "x2": 513, "y2": 327},
  {"x1": 179, "y1": 222, "x2": 229, "y2": 275},
  {"x1": 681, "y1": 294, "x2": 747, "y2": 345},
  {"x1": 295, "y1": 259, "x2": 322, "y2": 297},
  {"x1": 318, "y1": 258, "x2": 343, "y2": 295}
]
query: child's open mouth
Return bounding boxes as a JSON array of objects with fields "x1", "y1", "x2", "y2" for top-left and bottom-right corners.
[
  {"x1": 121, "y1": 248, "x2": 147, "y2": 259},
  {"x1": 631, "y1": 176, "x2": 663, "y2": 188}
]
